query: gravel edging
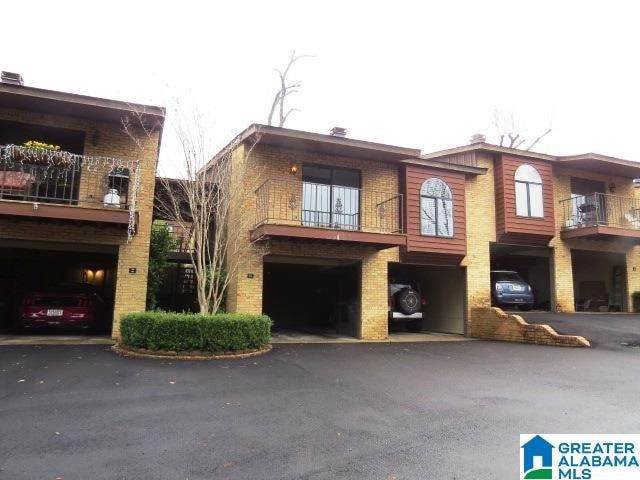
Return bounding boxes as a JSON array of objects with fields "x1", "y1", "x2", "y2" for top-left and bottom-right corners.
[{"x1": 111, "y1": 343, "x2": 272, "y2": 360}]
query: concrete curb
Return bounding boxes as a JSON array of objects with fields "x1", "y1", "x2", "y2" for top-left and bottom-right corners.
[{"x1": 111, "y1": 343, "x2": 272, "y2": 360}]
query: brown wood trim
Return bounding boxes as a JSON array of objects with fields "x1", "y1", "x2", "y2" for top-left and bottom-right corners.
[
  {"x1": 496, "y1": 155, "x2": 555, "y2": 239},
  {"x1": 561, "y1": 225, "x2": 640, "y2": 241},
  {"x1": 0, "y1": 200, "x2": 131, "y2": 225},
  {"x1": 251, "y1": 223, "x2": 407, "y2": 248},
  {"x1": 497, "y1": 232, "x2": 553, "y2": 246},
  {"x1": 401, "y1": 158, "x2": 488, "y2": 176},
  {"x1": 400, "y1": 250, "x2": 464, "y2": 266},
  {"x1": 403, "y1": 165, "x2": 467, "y2": 256}
]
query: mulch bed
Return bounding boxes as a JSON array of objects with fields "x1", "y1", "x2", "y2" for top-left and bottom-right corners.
[{"x1": 111, "y1": 343, "x2": 272, "y2": 360}]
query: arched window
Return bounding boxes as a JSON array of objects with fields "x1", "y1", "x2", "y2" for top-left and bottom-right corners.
[
  {"x1": 420, "y1": 178, "x2": 453, "y2": 237},
  {"x1": 514, "y1": 164, "x2": 544, "y2": 217}
]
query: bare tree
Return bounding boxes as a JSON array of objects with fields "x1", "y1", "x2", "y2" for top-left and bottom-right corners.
[
  {"x1": 492, "y1": 108, "x2": 552, "y2": 151},
  {"x1": 267, "y1": 51, "x2": 312, "y2": 127},
  {"x1": 123, "y1": 102, "x2": 263, "y2": 314}
]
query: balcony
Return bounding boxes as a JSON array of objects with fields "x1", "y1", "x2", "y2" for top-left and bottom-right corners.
[
  {"x1": 153, "y1": 222, "x2": 194, "y2": 262},
  {"x1": 0, "y1": 145, "x2": 138, "y2": 229},
  {"x1": 252, "y1": 179, "x2": 406, "y2": 248},
  {"x1": 560, "y1": 192, "x2": 640, "y2": 241}
]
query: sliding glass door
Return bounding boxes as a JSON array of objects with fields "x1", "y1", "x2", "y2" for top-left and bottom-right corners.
[{"x1": 301, "y1": 165, "x2": 360, "y2": 230}]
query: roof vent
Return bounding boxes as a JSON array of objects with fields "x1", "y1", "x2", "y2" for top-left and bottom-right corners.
[
  {"x1": 1, "y1": 71, "x2": 24, "y2": 86},
  {"x1": 330, "y1": 127, "x2": 347, "y2": 138},
  {"x1": 469, "y1": 133, "x2": 486, "y2": 144}
]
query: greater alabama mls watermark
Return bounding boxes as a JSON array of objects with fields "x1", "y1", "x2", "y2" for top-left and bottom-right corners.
[{"x1": 520, "y1": 434, "x2": 640, "y2": 479}]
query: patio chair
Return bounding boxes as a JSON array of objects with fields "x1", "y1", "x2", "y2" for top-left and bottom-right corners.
[{"x1": 0, "y1": 171, "x2": 35, "y2": 200}]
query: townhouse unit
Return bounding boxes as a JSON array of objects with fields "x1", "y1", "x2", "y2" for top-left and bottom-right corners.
[
  {"x1": 220, "y1": 124, "x2": 640, "y2": 340},
  {"x1": 0, "y1": 75, "x2": 164, "y2": 338}
]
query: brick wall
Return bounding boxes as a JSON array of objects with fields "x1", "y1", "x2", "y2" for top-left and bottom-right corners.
[
  {"x1": 463, "y1": 152, "x2": 496, "y2": 322},
  {"x1": 470, "y1": 307, "x2": 590, "y2": 347},
  {"x1": 551, "y1": 165, "x2": 640, "y2": 312},
  {"x1": 224, "y1": 142, "x2": 400, "y2": 340},
  {"x1": 0, "y1": 106, "x2": 160, "y2": 338}
]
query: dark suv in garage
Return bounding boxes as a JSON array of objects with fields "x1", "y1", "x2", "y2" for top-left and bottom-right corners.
[
  {"x1": 491, "y1": 270, "x2": 534, "y2": 311},
  {"x1": 388, "y1": 281, "x2": 424, "y2": 332}
]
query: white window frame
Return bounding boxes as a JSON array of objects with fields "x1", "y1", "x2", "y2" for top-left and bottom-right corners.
[
  {"x1": 420, "y1": 178, "x2": 454, "y2": 238},
  {"x1": 514, "y1": 164, "x2": 544, "y2": 218}
]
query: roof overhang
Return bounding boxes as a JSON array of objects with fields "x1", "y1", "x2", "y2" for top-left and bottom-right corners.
[
  {"x1": 0, "y1": 83, "x2": 165, "y2": 127},
  {"x1": 420, "y1": 142, "x2": 556, "y2": 162},
  {"x1": 401, "y1": 157, "x2": 488, "y2": 175},
  {"x1": 555, "y1": 154, "x2": 640, "y2": 178},
  {"x1": 237, "y1": 124, "x2": 421, "y2": 163},
  {"x1": 421, "y1": 143, "x2": 640, "y2": 178}
]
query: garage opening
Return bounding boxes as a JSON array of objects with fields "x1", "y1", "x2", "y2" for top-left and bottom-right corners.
[
  {"x1": 571, "y1": 250, "x2": 627, "y2": 311},
  {"x1": 490, "y1": 243, "x2": 551, "y2": 311},
  {"x1": 0, "y1": 244, "x2": 117, "y2": 335},
  {"x1": 262, "y1": 256, "x2": 360, "y2": 336},
  {"x1": 388, "y1": 263, "x2": 466, "y2": 334}
]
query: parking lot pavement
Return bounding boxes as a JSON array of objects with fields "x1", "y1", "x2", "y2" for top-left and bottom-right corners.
[
  {"x1": 1, "y1": 340, "x2": 639, "y2": 479},
  {"x1": 521, "y1": 312, "x2": 640, "y2": 350}
]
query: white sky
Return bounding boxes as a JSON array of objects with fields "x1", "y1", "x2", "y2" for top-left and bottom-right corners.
[{"x1": 4, "y1": 1, "x2": 640, "y2": 176}]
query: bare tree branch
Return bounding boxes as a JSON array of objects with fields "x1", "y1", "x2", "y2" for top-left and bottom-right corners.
[
  {"x1": 526, "y1": 127, "x2": 552, "y2": 151},
  {"x1": 124, "y1": 101, "x2": 265, "y2": 314},
  {"x1": 492, "y1": 109, "x2": 553, "y2": 151},
  {"x1": 267, "y1": 50, "x2": 312, "y2": 127}
]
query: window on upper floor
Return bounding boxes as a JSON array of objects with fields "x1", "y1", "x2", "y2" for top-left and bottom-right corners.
[
  {"x1": 514, "y1": 164, "x2": 543, "y2": 218},
  {"x1": 420, "y1": 178, "x2": 453, "y2": 237},
  {"x1": 301, "y1": 164, "x2": 361, "y2": 230}
]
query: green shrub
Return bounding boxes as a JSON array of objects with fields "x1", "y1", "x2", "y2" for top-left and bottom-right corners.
[
  {"x1": 146, "y1": 221, "x2": 177, "y2": 310},
  {"x1": 119, "y1": 311, "x2": 272, "y2": 353}
]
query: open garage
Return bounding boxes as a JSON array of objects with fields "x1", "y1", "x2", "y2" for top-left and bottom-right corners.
[
  {"x1": 571, "y1": 250, "x2": 627, "y2": 311},
  {"x1": 262, "y1": 256, "x2": 360, "y2": 337},
  {"x1": 490, "y1": 243, "x2": 551, "y2": 310},
  {"x1": 388, "y1": 263, "x2": 465, "y2": 334},
  {"x1": 0, "y1": 242, "x2": 117, "y2": 335}
]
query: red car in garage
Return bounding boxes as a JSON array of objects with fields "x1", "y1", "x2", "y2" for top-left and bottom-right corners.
[{"x1": 17, "y1": 284, "x2": 104, "y2": 331}]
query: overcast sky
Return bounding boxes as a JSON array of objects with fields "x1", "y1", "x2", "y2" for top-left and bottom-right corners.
[{"x1": 4, "y1": 1, "x2": 640, "y2": 175}]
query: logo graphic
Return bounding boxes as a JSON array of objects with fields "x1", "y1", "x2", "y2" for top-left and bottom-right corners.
[{"x1": 521, "y1": 435, "x2": 554, "y2": 479}]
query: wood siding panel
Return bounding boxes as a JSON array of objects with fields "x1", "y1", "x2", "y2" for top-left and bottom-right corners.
[
  {"x1": 495, "y1": 155, "x2": 555, "y2": 244},
  {"x1": 404, "y1": 165, "x2": 466, "y2": 257}
]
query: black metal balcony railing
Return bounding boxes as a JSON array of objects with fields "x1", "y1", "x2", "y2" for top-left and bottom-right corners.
[
  {"x1": 0, "y1": 144, "x2": 134, "y2": 209},
  {"x1": 255, "y1": 179, "x2": 403, "y2": 234},
  {"x1": 560, "y1": 192, "x2": 640, "y2": 230}
]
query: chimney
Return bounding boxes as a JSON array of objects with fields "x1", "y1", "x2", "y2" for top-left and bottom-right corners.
[
  {"x1": 469, "y1": 133, "x2": 486, "y2": 144},
  {"x1": 1, "y1": 71, "x2": 24, "y2": 86},
  {"x1": 330, "y1": 127, "x2": 347, "y2": 138}
]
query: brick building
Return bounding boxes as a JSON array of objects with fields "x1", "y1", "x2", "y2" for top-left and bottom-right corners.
[
  {"x1": 217, "y1": 125, "x2": 640, "y2": 341},
  {"x1": 0, "y1": 76, "x2": 164, "y2": 338}
]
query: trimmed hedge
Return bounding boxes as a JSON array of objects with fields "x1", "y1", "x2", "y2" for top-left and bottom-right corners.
[{"x1": 120, "y1": 312, "x2": 272, "y2": 353}]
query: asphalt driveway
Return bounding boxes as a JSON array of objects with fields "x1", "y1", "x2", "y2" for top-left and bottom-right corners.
[
  {"x1": 1, "y1": 340, "x2": 640, "y2": 479},
  {"x1": 521, "y1": 312, "x2": 640, "y2": 350}
]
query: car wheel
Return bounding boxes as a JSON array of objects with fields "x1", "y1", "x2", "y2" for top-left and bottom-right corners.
[{"x1": 397, "y1": 288, "x2": 421, "y2": 315}]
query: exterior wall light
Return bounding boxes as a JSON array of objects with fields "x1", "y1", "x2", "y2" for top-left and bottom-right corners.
[{"x1": 290, "y1": 163, "x2": 299, "y2": 174}]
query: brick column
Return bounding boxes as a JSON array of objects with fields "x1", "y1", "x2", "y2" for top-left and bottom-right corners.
[
  {"x1": 112, "y1": 241, "x2": 148, "y2": 339},
  {"x1": 550, "y1": 242, "x2": 575, "y2": 312},
  {"x1": 359, "y1": 248, "x2": 398, "y2": 340},
  {"x1": 626, "y1": 246, "x2": 640, "y2": 312},
  {"x1": 226, "y1": 250, "x2": 264, "y2": 315},
  {"x1": 463, "y1": 153, "x2": 496, "y2": 331}
]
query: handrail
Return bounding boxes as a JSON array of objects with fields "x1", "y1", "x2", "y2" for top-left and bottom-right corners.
[
  {"x1": 254, "y1": 178, "x2": 404, "y2": 234},
  {"x1": 560, "y1": 192, "x2": 640, "y2": 230}
]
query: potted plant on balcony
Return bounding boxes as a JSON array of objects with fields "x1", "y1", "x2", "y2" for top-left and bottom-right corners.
[{"x1": 23, "y1": 140, "x2": 61, "y2": 151}]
